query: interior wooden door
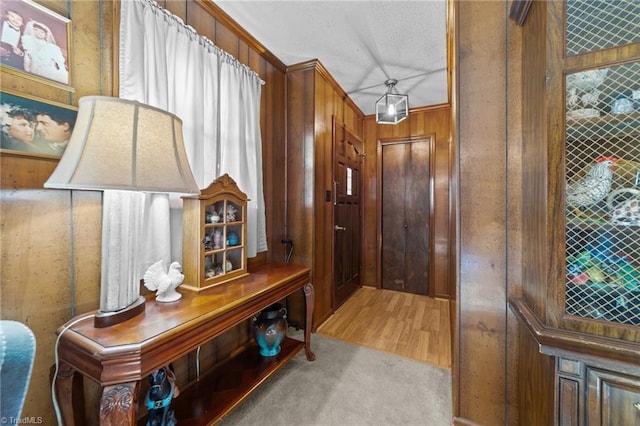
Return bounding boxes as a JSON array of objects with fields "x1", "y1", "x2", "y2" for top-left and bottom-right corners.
[
  {"x1": 380, "y1": 139, "x2": 431, "y2": 295},
  {"x1": 333, "y1": 120, "x2": 361, "y2": 308}
]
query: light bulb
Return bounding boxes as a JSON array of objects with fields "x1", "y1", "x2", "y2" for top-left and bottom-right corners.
[{"x1": 387, "y1": 104, "x2": 395, "y2": 116}]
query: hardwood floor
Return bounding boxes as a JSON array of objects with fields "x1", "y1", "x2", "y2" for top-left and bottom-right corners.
[{"x1": 316, "y1": 286, "x2": 451, "y2": 369}]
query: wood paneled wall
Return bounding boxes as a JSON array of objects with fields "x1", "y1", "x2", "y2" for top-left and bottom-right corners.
[
  {"x1": 454, "y1": 1, "x2": 523, "y2": 424},
  {"x1": 456, "y1": 1, "x2": 510, "y2": 421},
  {"x1": 1, "y1": 1, "x2": 529, "y2": 424},
  {"x1": 0, "y1": 1, "x2": 287, "y2": 422},
  {"x1": 362, "y1": 105, "x2": 452, "y2": 298},
  {"x1": 285, "y1": 60, "x2": 364, "y2": 329},
  {"x1": 1, "y1": 2, "x2": 112, "y2": 422}
]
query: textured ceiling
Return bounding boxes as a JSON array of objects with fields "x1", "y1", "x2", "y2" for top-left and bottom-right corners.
[{"x1": 214, "y1": 1, "x2": 448, "y2": 116}]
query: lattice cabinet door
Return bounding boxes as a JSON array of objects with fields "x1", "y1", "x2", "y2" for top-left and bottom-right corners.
[{"x1": 563, "y1": 1, "x2": 640, "y2": 327}]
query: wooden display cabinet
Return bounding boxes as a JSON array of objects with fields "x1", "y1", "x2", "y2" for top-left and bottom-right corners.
[
  {"x1": 182, "y1": 174, "x2": 249, "y2": 291},
  {"x1": 510, "y1": 1, "x2": 640, "y2": 423}
]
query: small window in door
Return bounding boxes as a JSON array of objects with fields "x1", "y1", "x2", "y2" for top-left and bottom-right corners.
[{"x1": 346, "y1": 167, "x2": 353, "y2": 196}]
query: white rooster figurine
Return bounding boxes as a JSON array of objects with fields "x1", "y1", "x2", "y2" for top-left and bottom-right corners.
[
  {"x1": 143, "y1": 260, "x2": 184, "y2": 303},
  {"x1": 566, "y1": 157, "x2": 617, "y2": 215}
]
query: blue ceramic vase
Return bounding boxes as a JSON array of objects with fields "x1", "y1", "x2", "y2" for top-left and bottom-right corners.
[
  {"x1": 252, "y1": 304, "x2": 288, "y2": 357},
  {"x1": 227, "y1": 231, "x2": 239, "y2": 246}
]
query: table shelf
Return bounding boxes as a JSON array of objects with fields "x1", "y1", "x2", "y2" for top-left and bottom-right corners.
[
  {"x1": 53, "y1": 262, "x2": 315, "y2": 426},
  {"x1": 138, "y1": 337, "x2": 304, "y2": 425}
]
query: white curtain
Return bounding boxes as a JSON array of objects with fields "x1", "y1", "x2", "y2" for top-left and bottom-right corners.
[{"x1": 113, "y1": 0, "x2": 267, "y2": 283}]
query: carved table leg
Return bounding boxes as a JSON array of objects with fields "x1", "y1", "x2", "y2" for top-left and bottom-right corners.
[
  {"x1": 52, "y1": 361, "x2": 85, "y2": 426},
  {"x1": 99, "y1": 381, "x2": 140, "y2": 426},
  {"x1": 303, "y1": 283, "x2": 316, "y2": 361}
]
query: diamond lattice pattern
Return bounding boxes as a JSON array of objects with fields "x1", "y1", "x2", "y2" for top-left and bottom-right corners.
[
  {"x1": 565, "y1": 59, "x2": 640, "y2": 326},
  {"x1": 566, "y1": 0, "x2": 640, "y2": 56}
]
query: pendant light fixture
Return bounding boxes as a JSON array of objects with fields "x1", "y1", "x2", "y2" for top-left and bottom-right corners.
[{"x1": 375, "y1": 79, "x2": 409, "y2": 124}]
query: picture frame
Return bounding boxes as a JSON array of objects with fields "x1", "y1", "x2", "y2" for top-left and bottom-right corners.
[
  {"x1": 0, "y1": 89, "x2": 77, "y2": 159},
  {"x1": 0, "y1": 0, "x2": 73, "y2": 90}
]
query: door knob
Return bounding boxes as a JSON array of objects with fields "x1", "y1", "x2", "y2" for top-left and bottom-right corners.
[{"x1": 335, "y1": 225, "x2": 346, "y2": 231}]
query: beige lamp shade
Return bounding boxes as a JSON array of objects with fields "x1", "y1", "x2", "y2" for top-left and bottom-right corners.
[{"x1": 44, "y1": 96, "x2": 199, "y2": 194}]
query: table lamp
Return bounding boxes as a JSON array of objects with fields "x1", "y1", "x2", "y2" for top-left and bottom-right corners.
[{"x1": 44, "y1": 96, "x2": 199, "y2": 327}]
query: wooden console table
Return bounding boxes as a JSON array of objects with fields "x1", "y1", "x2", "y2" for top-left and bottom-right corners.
[{"x1": 53, "y1": 262, "x2": 315, "y2": 425}]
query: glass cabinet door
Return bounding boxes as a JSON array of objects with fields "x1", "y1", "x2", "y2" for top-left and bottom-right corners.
[
  {"x1": 181, "y1": 174, "x2": 249, "y2": 292},
  {"x1": 566, "y1": 0, "x2": 640, "y2": 57},
  {"x1": 564, "y1": 1, "x2": 640, "y2": 326}
]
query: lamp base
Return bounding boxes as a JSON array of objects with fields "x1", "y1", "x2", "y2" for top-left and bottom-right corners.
[{"x1": 94, "y1": 296, "x2": 146, "y2": 328}]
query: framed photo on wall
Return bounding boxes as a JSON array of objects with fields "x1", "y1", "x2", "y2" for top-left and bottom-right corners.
[
  {"x1": 0, "y1": 0, "x2": 72, "y2": 89},
  {"x1": 0, "y1": 89, "x2": 77, "y2": 158}
]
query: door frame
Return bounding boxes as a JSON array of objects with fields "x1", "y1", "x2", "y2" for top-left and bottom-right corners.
[
  {"x1": 332, "y1": 117, "x2": 363, "y2": 309},
  {"x1": 377, "y1": 135, "x2": 436, "y2": 295}
]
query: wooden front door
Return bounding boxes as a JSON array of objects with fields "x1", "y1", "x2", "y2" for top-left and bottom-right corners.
[
  {"x1": 333, "y1": 120, "x2": 361, "y2": 308},
  {"x1": 380, "y1": 138, "x2": 432, "y2": 295}
]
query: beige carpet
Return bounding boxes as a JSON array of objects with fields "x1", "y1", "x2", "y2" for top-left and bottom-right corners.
[{"x1": 219, "y1": 330, "x2": 452, "y2": 426}]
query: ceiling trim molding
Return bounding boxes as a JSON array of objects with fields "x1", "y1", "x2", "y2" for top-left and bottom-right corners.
[
  {"x1": 286, "y1": 59, "x2": 319, "y2": 73},
  {"x1": 287, "y1": 59, "x2": 364, "y2": 117},
  {"x1": 411, "y1": 103, "x2": 451, "y2": 113},
  {"x1": 363, "y1": 102, "x2": 451, "y2": 121},
  {"x1": 196, "y1": 0, "x2": 287, "y2": 73}
]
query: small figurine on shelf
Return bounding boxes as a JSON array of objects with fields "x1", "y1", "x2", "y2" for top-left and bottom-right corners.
[
  {"x1": 227, "y1": 231, "x2": 239, "y2": 246},
  {"x1": 581, "y1": 88, "x2": 601, "y2": 111},
  {"x1": 611, "y1": 96, "x2": 634, "y2": 115},
  {"x1": 145, "y1": 366, "x2": 179, "y2": 426},
  {"x1": 212, "y1": 230, "x2": 223, "y2": 249},
  {"x1": 565, "y1": 68, "x2": 608, "y2": 119},
  {"x1": 213, "y1": 264, "x2": 224, "y2": 276},
  {"x1": 143, "y1": 260, "x2": 184, "y2": 303},
  {"x1": 206, "y1": 209, "x2": 220, "y2": 224},
  {"x1": 226, "y1": 204, "x2": 237, "y2": 222},
  {"x1": 567, "y1": 251, "x2": 591, "y2": 284},
  {"x1": 203, "y1": 234, "x2": 213, "y2": 250},
  {"x1": 607, "y1": 188, "x2": 640, "y2": 226},
  {"x1": 616, "y1": 263, "x2": 640, "y2": 290},
  {"x1": 585, "y1": 264, "x2": 606, "y2": 283},
  {"x1": 566, "y1": 157, "x2": 617, "y2": 216}
]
